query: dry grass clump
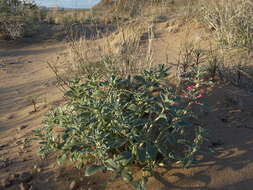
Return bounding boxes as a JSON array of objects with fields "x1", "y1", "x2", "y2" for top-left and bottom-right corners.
[
  {"x1": 49, "y1": 18, "x2": 155, "y2": 88},
  {"x1": 200, "y1": 0, "x2": 253, "y2": 49},
  {"x1": 197, "y1": 0, "x2": 253, "y2": 93},
  {"x1": 66, "y1": 22, "x2": 149, "y2": 78},
  {"x1": 218, "y1": 49, "x2": 253, "y2": 92}
]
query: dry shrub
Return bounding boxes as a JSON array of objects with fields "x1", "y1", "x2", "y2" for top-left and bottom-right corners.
[
  {"x1": 114, "y1": 0, "x2": 146, "y2": 17},
  {"x1": 0, "y1": 16, "x2": 24, "y2": 39},
  {"x1": 110, "y1": 21, "x2": 149, "y2": 75},
  {"x1": 0, "y1": 0, "x2": 40, "y2": 39},
  {"x1": 101, "y1": 0, "x2": 174, "y2": 18},
  {"x1": 200, "y1": 0, "x2": 253, "y2": 49},
  {"x1": 66, "y1": 22, "x2": 148, "y2": 77},
  {"x1": 44, "y1": 9, "x2": 89, "y2": 25},
  {"x1": 49, "y1": 19, "x2": 155, "y2": 89}
]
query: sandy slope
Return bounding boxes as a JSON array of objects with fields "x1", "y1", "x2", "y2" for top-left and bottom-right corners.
[
  {"x1": 0, "y1": 21, "x2": 253, "y2": 190},
  {"x1": 0, "y1": 39, "x2": 67, "y2": 189}
]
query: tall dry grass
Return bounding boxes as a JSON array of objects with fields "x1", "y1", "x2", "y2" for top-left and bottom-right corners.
[
  {"x1": 65, "y1": 20, "x2": 152, "y2": 78},
  {"x1": 200, "y1": 0, "x2": 253, "y2": 49}
]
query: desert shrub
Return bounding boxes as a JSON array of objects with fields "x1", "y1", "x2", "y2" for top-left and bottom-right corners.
[
  {"x1": 34, "y1": 65, "x2": 207, "y2": 190},
  {"x1": 115, "y1": 0, "x2": 145, "y2": 17},
  {"x1": 200, "y1": 0, "x2": 253, "y2": 49},
  {"x1": 0, "y1": 0, "x2": 40, "y2": 39},
  {"x1": 176, "y1": 40, "x2": 253, "y2": 94}
]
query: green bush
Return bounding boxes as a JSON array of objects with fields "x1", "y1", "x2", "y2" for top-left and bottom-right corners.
[{"x1": 34, "y1": 65, "x2": 206, "y2": 190}]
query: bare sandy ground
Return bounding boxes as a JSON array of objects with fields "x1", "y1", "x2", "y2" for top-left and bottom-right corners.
[{"x1": 0, "y1": 21, "x2": 253, "y2": 190}]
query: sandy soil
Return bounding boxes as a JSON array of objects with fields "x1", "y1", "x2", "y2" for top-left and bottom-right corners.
[{"x1": 0, "y1": 21, "x2": 253, "y2": 190}]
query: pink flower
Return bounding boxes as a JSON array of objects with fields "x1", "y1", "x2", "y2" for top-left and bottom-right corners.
[
  {"x1": 180, "y1": 93, "x2": 188, "y2": 98},
  {"x1": 187, "y1": 85, "x2": 194, "y2": 91},
  {"x1": 196, "y1": 93, "x2": 203, "y2": 99}
]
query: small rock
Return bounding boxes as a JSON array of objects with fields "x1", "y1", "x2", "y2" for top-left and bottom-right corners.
[
  {"x1": 9, "y1": 173, "x2": 19, "y2": 182},
  {"x1": 0, "y1": 144, "x2": 8, "y2": 150},
  {"x1": 21, "y1": 158, "x2": 27, "y2": 162},
  {"x1": 19, "y1": 183, "x2": 30, "y2": 190},
  {"x1": 87, "y1": 181, "x2": 92, "y2": 185},
  {"x1": 17, "y1": 151, "x2": 22, "y2": 156},
  {"x1": 34, "y1": 165, "x2": 41, "y2": 173},
  {"x1": 229, "y1": 109, "x2": 242, "y2": 113},
  {"x1": 1, "y1": 178, "x2": 12, "y2": 188},
  {"x1": 19, "y1": 172, "x2": 33, "y2": 183},
  {"x1": 167, "y1": 25, "x2": 179, "y2": 33},
  {"x1": 221, "y1": 117, "x2": 228, "y2": 123},
  {"x1": 36, "y1": 168, "x2": 42, "y2": 173},
  {"x1": 7, "y1": 114, "x2": 15, "y2": 119},
  {"x1": 209, "y1": 140, "x2": 224, "y2": 148},
  {"x1": 16, "y1": 140, "x2": 23, "y2": 145},
  {"x1": 153, "y1": 16, "x2": 167, "y2": 23},
  {"x1": 87, "y1": 180, "x2": 96, "y2": 185},
  {"x1": 80, "y1": 177, "x2": 84, "y2": 182},
  {"x1": 18, "y1": 125, "x2": 28, "y2": 131},
  {"x1": 69, "y1": 180, "x2": 77, "y2": 190},
  {"x1": 0, "y1": 160, "x2": 9, "y2": 169}
]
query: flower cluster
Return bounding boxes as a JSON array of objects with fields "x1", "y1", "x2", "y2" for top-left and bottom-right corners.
[{"x1": 180, "y1": 82, "x2": 207, "y2": 105}]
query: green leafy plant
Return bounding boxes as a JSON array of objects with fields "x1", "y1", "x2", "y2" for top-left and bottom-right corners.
[
  {"x1": 176, "y1": 41, "x2": 214, "y2": 99},
  {"x1": 34, "y1": 65, "x2": 207, "y2": 190}
]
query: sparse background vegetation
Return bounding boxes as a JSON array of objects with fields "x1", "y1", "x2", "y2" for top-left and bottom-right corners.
[{"x1": 0, "y1": 0, "x2": 42, "y2": 39}]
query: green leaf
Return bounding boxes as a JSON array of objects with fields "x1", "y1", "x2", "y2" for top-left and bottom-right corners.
[
  {"x1": 134, "y1": 76, "x2": 146, "y2": 84},
  {"x1": 105, "y1": 159, "x2": 118, "y2": 171},
  {"x1": 57, "y1": 153, "x2": 67, "y2": 165},
  {"x1": 141, "y1": 176, "x2": 149, "y2": 186},
  {"x1": 64, "y1": 90, "x2": 74, "y2": 98},
  {"x1": 183, "y1": 158, "x2": 193, "y2": 168},
  {"x1": 137, "y1": 146, "x2": 146, "y2": 162},
  {"x1": 115, "y1": 152, "x2": 132, "y2": 166},
  {"x1": 85, "y1": 165, "x2": 104, "y2": 176},
  {"x1": 177, "y1": 139, "x2": 188, "y2": 144},
  {"x1": 69, "y1": 78, "x2": 80, "y2": 84},
  {"x1": 132, "y1": 180, "x2": 146, "y2": 190},
  {"x1": 121, "y1": 171, "x2": 133, "y2": 182},
  {"x1": 155, "y1": 113, "x2": 167, "y2": 121},
  {"x1": 146, "y1": 142, "x2": 157, "y2": 160}
]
